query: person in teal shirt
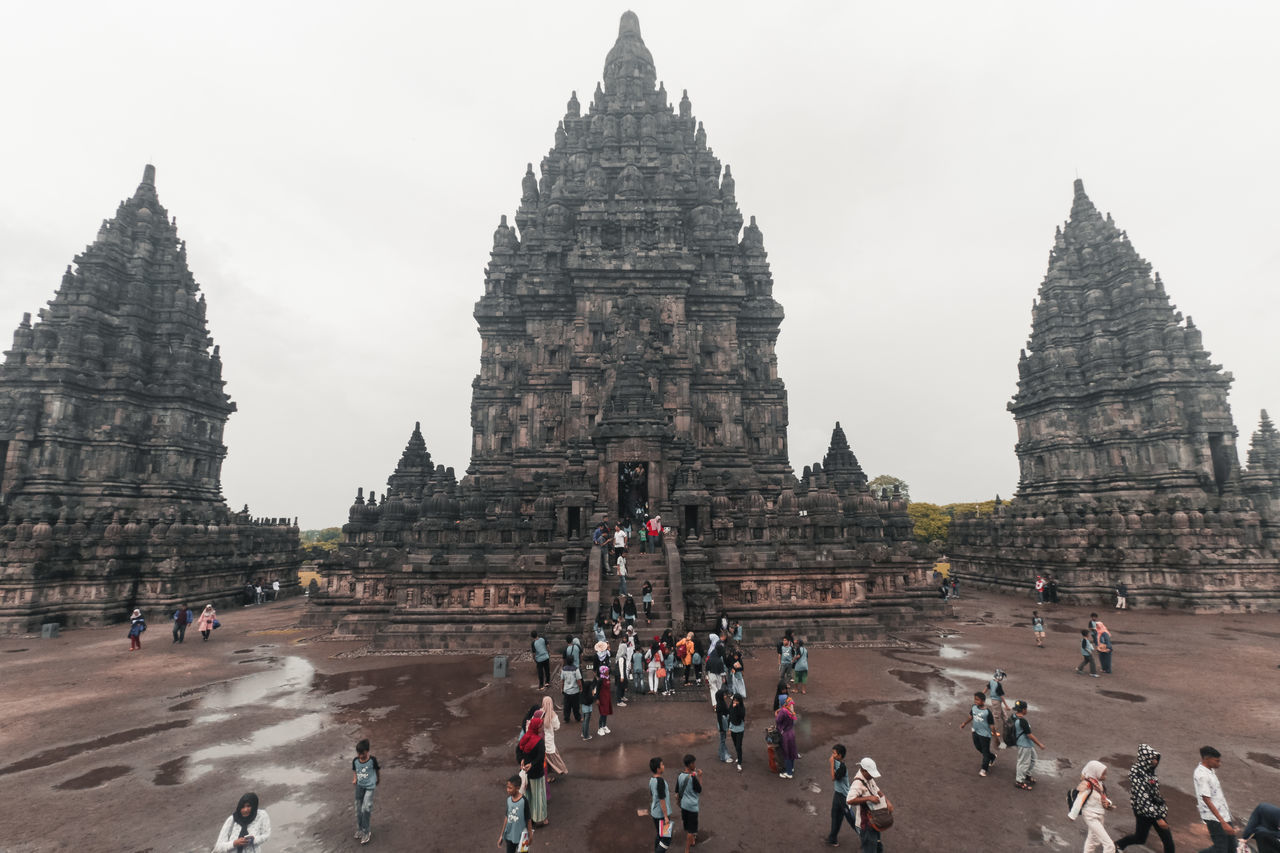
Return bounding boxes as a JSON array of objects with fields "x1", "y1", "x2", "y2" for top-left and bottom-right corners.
[
  {"x1": 497, "y1": 774, "x2": 532, "y2": 853},
  {"x1": 649, "y1": 756, "x2": 671, "y2": 852}
]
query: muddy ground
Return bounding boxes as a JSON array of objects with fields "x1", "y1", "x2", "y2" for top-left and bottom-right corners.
[{"x1": 0, "y1": 592, "x2": 1277, "y2": 852}]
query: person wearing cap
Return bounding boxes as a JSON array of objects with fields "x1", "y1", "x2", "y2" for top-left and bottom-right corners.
[
  {"x1": 1036, "y1": 575, "x2": 1046, "y2": 603},
  {"x1": 1011, "y1": 700, "x2": 1046, "y2": 790},
  {"x1": 846, "y1": 757, "x2": 892, "y2": 853},
  {"x1": 985, "y1": 670, "x2": 1010, "y2": 749}
]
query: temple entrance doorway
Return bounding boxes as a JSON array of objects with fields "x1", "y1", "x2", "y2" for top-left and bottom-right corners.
[{"x1": 619, "y1": 462, "x2": 648, "y2": 531}]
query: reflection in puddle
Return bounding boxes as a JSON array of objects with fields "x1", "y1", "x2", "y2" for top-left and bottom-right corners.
[
  {"x1": 189, "y1": 713, "x2": 325, "y2": 770},
  {"x1": 198, "y1": 656, "x2": 315, "y2": 712},
  {"x1": 938, "y1": 645, "x2": 967, "y2": 659}
]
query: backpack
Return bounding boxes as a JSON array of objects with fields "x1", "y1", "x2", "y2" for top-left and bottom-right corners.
[
  {"x1": 1067, "y1": 786, "x2": 1092, "y2": 809},
  {"x1": 1003, "y1": 715, "x2": 1019, "y2": 745}
]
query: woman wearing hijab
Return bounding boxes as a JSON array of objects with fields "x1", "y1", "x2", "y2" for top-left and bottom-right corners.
[
  {"x1": 127, "y1": 608, "x2": 146, "y2": 651},
  {"x1": 775, "y1": 696, "x2": 799, "y2": 779},
  {"x1": 1068, "y1": 760, "x2": 1117, "y2": 853},
  {"x1": 1095, "y1": 620, "x2": 1114, "y2": 674},
  {"x1": 197, "y1": 604, "x2": 217, "y2": 641},
  {"x1": 595, "y1": 665, "x2": 613, "y2": 736},
  {"x1": 516, "y1": 712, "x2": 549, "y2": 826},
  {"x1": 539, "y1": 695, "x2": 567, "y2": 781},
  {"x1": 213, "y1": 792, "x2": 271, "y2": 851}
]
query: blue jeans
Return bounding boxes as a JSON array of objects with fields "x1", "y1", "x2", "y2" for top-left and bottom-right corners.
[
  {"x1": 858, "y1": 824, "x2": 881, "y2": 853},
  {"x1": 582, "y1": 707, "x2": 593, "y2": 738},
  {"x1": 355, "y1": 786, "x2": 374, "y2": 833},
  {"x1": 619, "y1": 575, "x2": 628, "y2": 595},
  {"x1": 717, "y1": 717, "x2": 730, "y2": 761}
]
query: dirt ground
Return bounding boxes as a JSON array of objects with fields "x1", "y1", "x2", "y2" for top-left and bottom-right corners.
[{"x1": 0, "y1": 590, "x2": 1277, "y2": 852}]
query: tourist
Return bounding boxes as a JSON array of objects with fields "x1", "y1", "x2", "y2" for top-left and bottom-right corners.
[
  {"x1": 563, "y1": 634, "x2": 582, "y2": 670},
  {"x1": 610, "y1": 597, "x2": 622, "y2": 625},
  {"x1": 950, "y1": 576, "x2": 959, "y2": 598},
  {"x1": 579, "y1": 671, "x2": 595, "y2": 740},
  {"x1": 1114, "y1": 744, "x2": 1172, "y2": 853},
  {"x1": 593, "y1": 522, "x2": 609, "y2": 573},
  {"x1": 615, "y1": 634, "x2": 632, "y2": 706},
  {"x1": 1032, "y1": 611, "x2": 1046, "y2": 649},
  {"x1": 1076, "y1": 629, "x2": 1099, "y2": 677},
  {"x1": 197, "y1": 604, "x2": 217, "y2": 641},
  {"x1": 958, "y1": 691, "x2": 997, "y2": 777},
  {"x1": 631, "y1": 639, "x2": 646, "y2": 696},
  {"x1": 1088, "y1": 613, "x2": 1099, "y2": 643},
  {"x1": 773, "y1": 679, "x2": 790, "y2": 712},
  {"x1": 792, "y1": 638, "x2": 809, "y2": 694},
  {"x1": 560, "y1": 658, "x2": 582, "y2": 724},
  {"x1": 714, "y1": 685, "x2": 732, "y2": 763},
  {"x1": 1068, "y1": 760, "x2": 1116, "y2": 853},
  {"x1": 646, "y1": 514, "x2": 662, "y2": 552},
  {"x1": 647, "y1": 640, "x2": 661, "y2": 694},
  {"x1": 530, "y1": 630, "x2": 551, "y2": 690},
  {"x1": 613, "y1": 522, "x2": 628, "y2": 558},
  {"x1": 617, "y1": 550, "x2": 629, "y2": 595},
  {"x1": 777, "y1": 631, "x2": 795, "y2": 683},
  {"x1": 1011, "y1": 700, "x2": 1045, "y2": 790},
  {"x1": 1193, "y1": 746, "x2": 1237, "y2": 852},
  {"x1": 1240, "y1": 803, "x2": 1280, "y2": 853},
  {"x1": 1115, "y1": 581, "x2": 1128, "y2": 610},
  {"x1": 732, "y1": 620, "x2": 742, "y2": 643},
  {"x1": 271, "y1": 579, "x2": 280, "y2": 601},
  {"x1": 596, "y1": 665, "x2": 613, "y2": 736},
  {"x1": 212, "y1": 792, "x2": 271, "y2": 852},
  {"x1": 718, "y1": 611, "x2": 730, "y2": 638},
  {"x1": 677, "y1": 754, "x2": 702, "y2": 853},
  {"x1": 689, "y1": 636, "x2": 703, "y2": 684},
  {"x1": 677, "y1": 632, "x2": 695, "y2": 685},
  {"x1": 642, "y1": 580, "x2": 654, "y2": 623},
  {"x1": 985, "y1": 669, "x2": 1010, "y2": 748},
  {"x1": 727, "y1": 693, "x2": 746, "y2": 771},
  {"x1": 497, "y1": 774, "x2": 533, "y2": 853},
  {"x1": 1095, "y1": 620, "x2": 1113, "y2": 674},
  {"x1": 516, "y1": 713, "x2": 548, "y2": 827},
  {"x1": 729, "y1": 657, "x2": 747, "y2": 699},
  {"x1": 1036, "y1": 575, "x2": 1046, "y2": 603},
  {"x1": 705, "y1": 634, "x2": 725, "y2": 702},
  {"x1": 939, "y1": 579, "x2": 950, "y2": 600},
  {"x1": 846, "y1": 757, "x2": 892, "y2": 853},
  {"x1": 540, "y1": 695, "x2": 567, "y2": 781},
  {"x1": 254, "y1": 580, "x2": 264, "y2": 605},
  {"x1": 350, "y1": 738, "x2": 379, "y2": 844},
  {"x1": 665, "y1": 640, "x2": 675, "y2": 696},
  {"x1": 171, "y1": 604, "x2": 192, "y2": 644},
  {"x1": 649, "y1": 756, "x2": 673, "y2": 852},
  {"x1": 128, "y1": 608, "x2": 146, "y2": 651},
  {"x1": 775, "y1": 696, "x2": 799, "y2": 779},
  {"x1": 824, "y1": 744, "x2": 856, "y2": 846},
  {"x1": 623, "y1": 594, "x2": 638, "y2": 628},
  {"x1": 595, "y1": 638, "x2": 611, "y2": 670}
]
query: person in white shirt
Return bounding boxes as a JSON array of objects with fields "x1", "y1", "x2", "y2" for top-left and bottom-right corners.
[
  {"x1": 271, "y1": 580, "x2": 280, "y2": 601},
  {"x1": 1193, "y1": 745, "x2": 1236, "y2": 852}
]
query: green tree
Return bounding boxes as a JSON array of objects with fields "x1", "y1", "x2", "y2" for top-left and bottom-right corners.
[
  {"x1": 868, "y1": 474, "x2": 909, "y2": 500},
  {"x1": 907, "y1": 502, "x2": 950, "y2": 544}
]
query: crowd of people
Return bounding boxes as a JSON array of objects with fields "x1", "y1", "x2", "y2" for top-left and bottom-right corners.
[{"x1": 122, "y1": 575, "x2": 288, "y2": 652}]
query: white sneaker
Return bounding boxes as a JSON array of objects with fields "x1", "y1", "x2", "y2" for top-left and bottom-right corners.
[
  {"x1": 597, "y1": 727, "x2": 607, "y2": 736},
  {"x1": 603, "y1": 726, "x2": 611, "y2": 734},
  {"x1": 999, "y1": 743, "x2": 1008, "y2": 750},
  {"x1": 979, "y1": 769, "x2": 987, "y2": 777}
]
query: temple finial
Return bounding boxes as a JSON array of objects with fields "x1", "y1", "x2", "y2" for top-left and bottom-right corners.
[{"x1": 141, "y1": 164, "x2": 156, "y2": 186}]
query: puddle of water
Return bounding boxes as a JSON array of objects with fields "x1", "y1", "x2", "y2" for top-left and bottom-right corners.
[
  {"x1": 153, "y1": 757, "x2": 186, "y2": 786},
  {"x1": 939, "y1": 666, "x2": 998, "y2": 683},
  {"x1": 0, "y1": 720, "x2": 189, "y2": 776},
  {"x1": 189, "y1": 713, "x2": 326, "y2": 768},
  {"x1": 938, "y1": 646, "x2": 967, "y2": 659},
  {"x1": 1032, "y1": 825, "x2": 1069, "y2": 847},
  {"x1": 1098, "y1": 690, "x2": 1146, "y2": 703},
  {"x1": 242, "y1": 764, "x2": 328, "y2": 787},
  {"x1": 5, "y1": 648, "x2": 29, "y2": 653},
  {"x1": 1248, "y1": 751, "x2": 1280, "y2": 770},
  {"x1": 167, "y1": 699, "x2": 199, "y2": 712},
  {"x1": 1056, "y1": 757, "x2": 1073, "y2": 771},
  {"x1": 194, "y1": 712, "x2": 234, "y2": 724},
  {"x1": 1032, "y1": 758, "x2": 1060, "y2": 777},
  {"x1": 199, "y1": 656, "x2": 315, "y2": 712},
  {"x1": 53, "y1": 764, "x2": 132, "y2": 789}
]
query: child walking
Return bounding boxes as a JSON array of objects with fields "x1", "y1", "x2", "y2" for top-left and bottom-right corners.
[
  {"x1": 351, "y1": 738, "x2": 380, "y2": 844},
  {"x1": 1032, "y1": 611, "x2": 1045, "y2": 648},
  {"x1": 497, "y1": 774, "x2": 533, "y2": 853}
]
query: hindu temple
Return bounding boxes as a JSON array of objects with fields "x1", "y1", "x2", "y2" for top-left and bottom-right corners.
[
  {"x1": 948, "y1": 180, "x2": 1280, "y2": 608},
  {"x1": 306, "y1": 12, "x2": 938, "y2": 648},
  {"x1": 0, "y1": 166, "x2": 300, "y2": 632}
]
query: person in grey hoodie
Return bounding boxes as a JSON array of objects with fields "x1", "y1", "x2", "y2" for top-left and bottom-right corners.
[{"x1": 1116, "y1": 744, "x2": 1173, "y2": 853}]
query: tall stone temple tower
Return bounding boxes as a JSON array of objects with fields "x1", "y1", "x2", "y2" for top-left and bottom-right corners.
[
  {"x1": 949, "y1": 180, "x2": 1280, "y2": 608},
  {"x1": 0, "y1": 166, "x2": 300, "y2": 632},
  {"x1": 307, "y1": 12, "x2": 938, "y2": 649}
]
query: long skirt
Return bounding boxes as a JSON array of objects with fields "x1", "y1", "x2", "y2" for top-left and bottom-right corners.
[
  {"x1": 528, "y1": 776, "x2": 548, "y2": 823},
  {"x1": 546, "y1": 750, "x2": 568, "y2": 775}
]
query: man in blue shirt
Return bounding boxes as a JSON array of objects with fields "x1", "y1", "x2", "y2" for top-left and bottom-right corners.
[
  {"x1": 530, "y1": 630, "x2": 550, "y2": 689},
  {"x1": 824, "y1": 744, "x2": 855, "y2": 846}
]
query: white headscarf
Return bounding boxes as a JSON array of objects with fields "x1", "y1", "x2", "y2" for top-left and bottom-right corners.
[{"x1": 1081, "y1": 760, "x2": 1107, "y2": 781}]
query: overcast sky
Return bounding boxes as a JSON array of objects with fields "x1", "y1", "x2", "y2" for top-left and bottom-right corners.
[{"x1": 2, "y1": 2, "x2": 1277, "y2": 528}]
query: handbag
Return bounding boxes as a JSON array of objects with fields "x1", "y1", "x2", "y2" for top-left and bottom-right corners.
[
  {"x1": 658, "y1": 817, "x2": 674, "y2": 839},
  {"x1": 764, "y1": 726, "x2": 781, "y2": 745},
  {"x1": 517, "y1": 829, "x2": 531, "y2": 852},
  {"x1": 212, "y1": 619, "x2": 221, "y2": 629},
  {"x1": 867, "y1": 804, "x2": 894, "y2": 831},
  {"x1": 656, "y1": 667, "x2": 667, "y2": 679}
]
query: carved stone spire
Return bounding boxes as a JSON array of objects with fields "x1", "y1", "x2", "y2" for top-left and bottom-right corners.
[{"x1": 603, "y1": 11, "x2": 656, "y2": 95}]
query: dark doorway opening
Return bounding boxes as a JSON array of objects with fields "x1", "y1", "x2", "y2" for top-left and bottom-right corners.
[
  {"x1": 684, "y1": 504, "x2": 698, "y2": 537},
  {"x1": 619, "y1": 462, "x2": 648, "y2": 530},
  {"x1": 1208, "y1": 434, "x2": 1233, "y2": 495},
  {"x1": 567, "y1": 506, "x2": 581, "y2": 540},
  {"x1": 0, "y1": 440, "x2": 8, "y2": 498}
]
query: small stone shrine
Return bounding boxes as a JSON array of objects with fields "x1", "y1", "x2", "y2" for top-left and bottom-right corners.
[
  {"x1": 306, "y1": 13, "x2": 938, "y2": 649},
  {"x1": 0, "y1": 166, "x2": 300, "y2": 632},
  {"x1": 948, "y1": 180, "x2": 1280, "y2": 608}
]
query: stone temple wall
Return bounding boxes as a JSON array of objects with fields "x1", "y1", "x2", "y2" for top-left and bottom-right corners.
[
  {"x1": 0, "y1": 166, "x2": 300, "y2": 632},
  {"x1": 948, "y1": 181, "x2": 1280, "y2": 608}
]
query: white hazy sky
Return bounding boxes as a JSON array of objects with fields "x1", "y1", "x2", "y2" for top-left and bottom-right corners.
[{"x1": 2, "y1": 2, "x2": 1278, "y2": 528}]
